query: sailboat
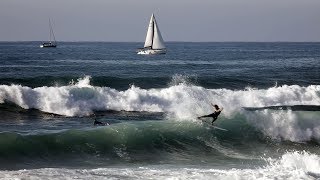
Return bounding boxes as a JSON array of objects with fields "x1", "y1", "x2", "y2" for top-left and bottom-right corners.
[
  {"x1": 40, "y1": 19, "x2": 57, "y2": 48},
  {"x1": 137, "y1": 14, "x2": 166, "y2": 55}
]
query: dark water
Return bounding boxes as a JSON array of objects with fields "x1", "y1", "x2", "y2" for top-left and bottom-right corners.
[{"x1": 0, "y1": 42, "x2": 319, "y2": 179}]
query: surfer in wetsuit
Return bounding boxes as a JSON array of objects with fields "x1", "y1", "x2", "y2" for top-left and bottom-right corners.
[
  {"x1": 93, "y1": 118, "x2": 109, "y2": 126},
  {"x1": 197, "y1": 104, "x2": 223, "y2": 125}
]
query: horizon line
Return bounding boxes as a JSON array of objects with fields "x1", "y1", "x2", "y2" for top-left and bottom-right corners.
[{"x1": 1, "y1": 41, "x2": 320, "y2": 43}]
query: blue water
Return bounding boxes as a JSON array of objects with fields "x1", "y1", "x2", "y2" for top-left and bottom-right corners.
[
  {"x1": 1, "y1": 42, "x2": 319, "y2": 89},
  {"x1": 0, "y1": 42, "x2": 320, "y2": 179}
]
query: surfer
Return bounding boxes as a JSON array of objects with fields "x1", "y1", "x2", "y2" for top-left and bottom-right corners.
[
  {"x1": 197, "y1": 104, "x2": 223, "y2": 124},
  {"x1": 93, "y1": 118, "x2": 109, "y2": 126}
]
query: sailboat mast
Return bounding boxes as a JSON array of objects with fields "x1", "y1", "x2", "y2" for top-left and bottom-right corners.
[
  {"x1": 49, "y1": 19, "x2": 52, "y2": 43},
  {"x1": 49, "y1": 18, "x2": 56, "y2": 44},
  {"x1": 51, "y1": 24, "x2": 56, "y2": 43},
  {"x1": 151, "y1": 20, "x2": 154, "y2": 49}
]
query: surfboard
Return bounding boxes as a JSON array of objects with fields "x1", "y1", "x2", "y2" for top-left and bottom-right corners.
[
  {"x1": 201, "y1": 120, "x2": 228, "y2": 131},
  {"x1": 209, "y1": 125, "x2": 228, "y2": 131}
]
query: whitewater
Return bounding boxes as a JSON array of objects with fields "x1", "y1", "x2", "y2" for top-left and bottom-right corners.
[
  {"x1": 1, "y1": 151, "x2": 319, "y2": 179},
  {"x1": 1, "y1": 76, "x2": 319, "y2": 143}
]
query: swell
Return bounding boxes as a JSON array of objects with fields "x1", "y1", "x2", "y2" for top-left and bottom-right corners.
[
  {"x1": 0, "y1": 76, "x2": 171, "y2": 90},
  {"x1": 0, "y1": 75, "x2": 317, "y2": 91}
]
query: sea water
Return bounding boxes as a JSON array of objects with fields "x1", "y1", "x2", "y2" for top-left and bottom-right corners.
[{"x1": 0, "y1": 42, "x2": 319, "y2": 179}]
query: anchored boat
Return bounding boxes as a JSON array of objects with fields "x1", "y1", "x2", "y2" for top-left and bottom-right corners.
[{"x1": 40, "y1": 19, "x2": 57, "y2": 48}]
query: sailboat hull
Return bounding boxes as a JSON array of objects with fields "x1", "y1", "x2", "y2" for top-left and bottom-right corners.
[
  {"x1": 137, "y1": 49, "x2": 166, "y2": 55},
  {"x1": 40, "y1": 44, "x2": 57, "y2": 48}
]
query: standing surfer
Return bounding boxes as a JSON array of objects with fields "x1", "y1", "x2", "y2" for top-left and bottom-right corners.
[{"x1": 197, "y1": 104, "x2": 223, "y2": 124}]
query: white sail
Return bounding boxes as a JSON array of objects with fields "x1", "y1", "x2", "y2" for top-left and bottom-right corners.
[
  {"x1": 152, "y1": 17, "x2": 165, "y2": 49},
  {"x1": 138, "y1": 13, "x2": 166, "y2": 54},
  {"x1": 144, "y1": 14, "x2": 154, "y2": 48}
]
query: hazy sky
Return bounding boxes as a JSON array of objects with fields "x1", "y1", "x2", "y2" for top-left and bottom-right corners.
[{"x1": 1, "y1": 0, "x2": 319, "y2": 42}]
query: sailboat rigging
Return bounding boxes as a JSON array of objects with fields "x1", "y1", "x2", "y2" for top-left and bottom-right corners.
[
  {"x1": 137, "y1": 14, "x2": 166, "y2": 55},
  {"x1": 40, "y1": 19, "x2": 57, "y2": 48}
]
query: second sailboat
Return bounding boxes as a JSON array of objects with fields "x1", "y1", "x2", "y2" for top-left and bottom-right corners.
[{"x1": 40, "y1": 19, "x2": 57, "y2": 48}]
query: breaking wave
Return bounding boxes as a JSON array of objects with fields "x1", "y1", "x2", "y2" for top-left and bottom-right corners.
[{"x1": 0, "y1": 76, "x2": 320, "y2": 142}]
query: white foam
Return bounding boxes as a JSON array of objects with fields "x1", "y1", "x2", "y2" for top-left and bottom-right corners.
[
  {"x1": 0, "y1": 76, "x2": 319, "y2": 141},
  {"x1": 1, "y1": 151, "x2": 319, "y2": 180},
  {"x1": 245, "y1": 110, "x2": 320, "y2": 142}
]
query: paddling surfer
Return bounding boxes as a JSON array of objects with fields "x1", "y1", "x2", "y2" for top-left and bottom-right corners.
[
  {"x1": 93, "y1": 117, "x2": 109, "y2": 126},
  {"x1": 197, "y1": 104, "x2": 223, "y2": 124}
]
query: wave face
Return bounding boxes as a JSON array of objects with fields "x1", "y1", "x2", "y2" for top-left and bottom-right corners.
[
  {"x1": 1, "y1": 119, "x2": 319, "y2": 170},
  {"x1": 1, "y1": 76, "x2": 320, "y2": 143}
]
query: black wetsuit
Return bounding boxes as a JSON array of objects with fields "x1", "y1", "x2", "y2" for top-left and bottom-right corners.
[
  {"x1": 198, "y1": 110, "x2": 222, "y2": 124},
  {"x1": 94, "y1": 119, "x2": 106, "y2": 126}
]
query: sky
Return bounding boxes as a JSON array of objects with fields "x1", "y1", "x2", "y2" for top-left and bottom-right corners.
[{"x1": 0, "y1": 0, "x2": 319, "y2": 42}]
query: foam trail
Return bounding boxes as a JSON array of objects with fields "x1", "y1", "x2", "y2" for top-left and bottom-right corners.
[{"x1": 1, "y1": 151, "x2": 319, "y2": 180}]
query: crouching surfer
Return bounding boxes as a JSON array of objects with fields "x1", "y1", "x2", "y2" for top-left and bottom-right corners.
[{"x1": 197, "y1": 104, "x2": 223, "y2": 125}]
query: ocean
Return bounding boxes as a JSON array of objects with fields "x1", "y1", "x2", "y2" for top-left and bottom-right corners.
[{"x1": 0, "y1": 42, "x2": 319, "y2": 179}]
